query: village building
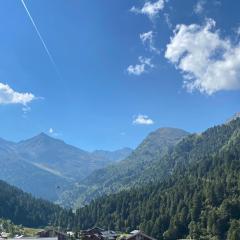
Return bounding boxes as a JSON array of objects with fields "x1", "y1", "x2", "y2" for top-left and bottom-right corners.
[
  {"x1": 80, "y1": 228, "x2": 155, "y2": 240},
  {"x1": 9, "y1": 238, "x2": 58, "y2": 240},
  {"x1": 80, "y1": 228, "x2": 117, "y2": 240},
  {"x1": 0, "y1": 232, "x2": 10, "y2": 239},
  {"x1": 37, "y1": 229, "x2": 68, "y2": 240}
]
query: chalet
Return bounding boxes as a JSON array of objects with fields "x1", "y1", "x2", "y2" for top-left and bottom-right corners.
[
  {"x1": 9, "y1": 238, "x2": 57, "y2": 240},
  {"x1": 81, "y1": 228, "x2": 104, "y2": 236},
  {"x1": 80, "y1": 227, "x2": 104, "y2": 240},
  {"x1": 66, "y1": 231, "x2": 74, "y2": 237},
  {"x1": 80, "y1": 228, "x2": 117, "y2": 240},
  {"x1": 0, "y1": 232, "x2": 10, "y2": 239},
  {"x1": 101, "y1": 231, "x2": 118, "y2": 240},
  {"x1": 37, "y1": 229, "x2": 68, "y2": 240}
]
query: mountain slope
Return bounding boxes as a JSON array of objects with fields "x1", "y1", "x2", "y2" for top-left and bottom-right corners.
[
  {"x1": 135, "y1": 117, "x2": 240, "y2": 185},
  {"x1": 74, "y1": 118, "x2": 240, "y2": 240},
  {"x1": 0, "y1": 156, "x2": 68, "y2": 201},
  {"x1": 59, "y1": 128, "x2": 190, "y2": 208},
  {"x1": 0, "y1": 133, "x2": 131, "y2": 201},
  {"x1": 0, "y1": 180, "x2": 72, "y2": 228},
  {"x1": 62, "y1": 119, "x2": 240, "y2": 209},
  {"x1": 17, "y1": 133, "x2": 112, "y2": 180},
  {"x1": 92, "y1": 148, "x2": 133, "y2": 163}
]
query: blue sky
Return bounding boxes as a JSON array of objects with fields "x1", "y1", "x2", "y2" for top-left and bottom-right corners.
[{"x1": 0, "y1": 0, "x2": 239, "y2": 151}]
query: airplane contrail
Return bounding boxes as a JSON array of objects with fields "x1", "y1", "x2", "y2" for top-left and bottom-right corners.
[{"x1": 20, "y1": 0, "x2": 61, "y2": 77}]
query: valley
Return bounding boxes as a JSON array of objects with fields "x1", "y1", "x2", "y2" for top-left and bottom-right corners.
[
  {"x1": 1, "y1": 0, "x2": 240, "y2": 239},
  {"x1": 1, "y1": 116, "x2": 240, "y2": 239}
]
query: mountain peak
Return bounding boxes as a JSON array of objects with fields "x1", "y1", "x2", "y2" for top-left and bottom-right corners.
[
  {"x1": 37, "y1": 132, "x2": 49, "y2": 138},
  {"x1": 148, "y1": 127, "x2": 190, "y2": 140},
  {"x1": 30, "y1": 132, "x2": 53, "y2": 141},
  {"x1": 17, "y1": 132, "x2": 61, "y2": 147},
  {"x1": 155, "y1": 127, "x2": 188, "y2": 132}
]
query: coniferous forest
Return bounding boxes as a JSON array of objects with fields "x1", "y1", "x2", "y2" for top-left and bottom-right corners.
[
  {"x1": 0, "y1": 180, "x2": 74, "y2": 228},
  {"x1": 1, "y1": 0, "x2": 240, "y2": 239},
  {"x1": 74, "y1": 119, "x2": 240, "y2": 239},
  {"x1": 0, "y1": 119, "x2": 240, "y2": 239}
]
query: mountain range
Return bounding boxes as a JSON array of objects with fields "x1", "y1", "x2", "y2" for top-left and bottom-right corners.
[
  {"x1": 73, "y1": 117, "x2": 240, "y2": 239},
  {"x1": 2, "y1": 114, "x2": 240, "y2": 208},
  {"x1": 0, "y1": 133, "x2": 132, "y2": 201},
  {"x1": 59, "y1": 127, "x2": 190, "y2": 208},
  {"x1": 0, "y1": 114, "x2": 240, "y2": 239},
  {"x1": 59, "y1": 114, "x2": 240, "y2": 209}
]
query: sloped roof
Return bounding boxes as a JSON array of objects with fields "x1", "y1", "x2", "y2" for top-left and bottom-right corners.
[{"x1": 126, "y1": 231, "x2": 156, "y2": 240}]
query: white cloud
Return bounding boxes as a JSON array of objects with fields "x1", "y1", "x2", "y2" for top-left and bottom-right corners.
[
  {"x1": 140, "y1": 31, "x2": 153, "y2": 44},
  {"x1": 48, "y1": 128, "x2": 61, "y2": 137},
  {"x1": 0, "y1": 83, "x2": 36, "y2": 105},
  {"x1": 22, "y1": 105, "x2": 31, "y2": 113},
  {"x1": 140, "y1": 31, "x2": 160, "y2": 53},
  {"x1": 194, "y1": 0, "x2": 206, "y2": 15},
  {"x1": 49, "y1": 128, "x2": 54, "y2": 134},
  {"x1": 165, "y1": 19, "x2": 240, "y2": 95},
  {"x1": 236, "y1": 25, "x2": 240, "y2": 36},
  {"x1": 131, "y1": 0, "x2": 165, "y2": 20},
  {"x1": 127, "y1": 56, "x2": 154, "y2": 76},
  {"x1": 133, "y1": 114, "x2": 154, "y2": 125},
  {"x1": 164, "y1": 13, "x2": 172, "y2": 29}
]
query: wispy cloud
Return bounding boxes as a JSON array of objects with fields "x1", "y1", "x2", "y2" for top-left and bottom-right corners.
[
  {"x1": 131, "y1": 0, "x2": 165, "y2": 20},
  {"x1": 140, "y1": 31, "x2": 160, "y2": 53},
  {"x1": 133, "y1": 114, "x2": 154, "y2": 125},
  {"x1": 0, "y1": 83, "x2": 36, "y2": 105},
  {"x1": 48, "y1": 128, "x2": 61, "y2": 137},
  {"x1": 235, "y1": 25, "x2": 240, "y2": 36},
  {"x1": 22, "y1": 105, "x2": 32, "y2": 114},
  {"x1": 164, "y1": 13, "x2": 173, "y2": 29},
  {"x1": 165, "y1": 18, "x2": 240, "y2": 95},
  {"x1": 20, "y1": 0, "x2": 60, "y2": 76},
  {"x1": 49, "y1": 128, "x2": 54, "y2": 134},
  {"x1": 127, "y1": 56, "x2": 154, "y2": 76},
  {"x1": 194, "y1": 0, "x2": 206, "y2": 15}
]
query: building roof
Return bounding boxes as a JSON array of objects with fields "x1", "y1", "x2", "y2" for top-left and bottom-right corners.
[
  {"x1": 126, "y1": 231, "x2": 156, "y2": 240},
  {"x1": 9, "y1": 238, "x2": 58, "y2": 240},
  {"x1": 130, "y1": 231, "x2": 140, "y2": 235},
  {"x1": 37, "y1": 229, "x2": 67, "y2": 236},
  {"x1": 101, "y1": 231, "x2": 117, "y2": 239}
]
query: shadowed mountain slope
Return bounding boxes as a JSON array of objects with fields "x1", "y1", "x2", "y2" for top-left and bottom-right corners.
[
  {"x1": 59, "y1": 128, "x2": 190, "y2": 208},
  {"x1": 0, "y1": 133, "x2": 131, "y2": 201}
]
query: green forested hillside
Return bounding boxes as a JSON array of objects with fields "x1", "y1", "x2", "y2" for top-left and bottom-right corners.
[
  {"x1": 0, "y1": 180, "x2": 73, "y2": 228},
  {"x1": 74, "y1": 119, "x2": 240, "y2": 239},
  {"x1": 142, "y1": 117, "x2": 240, "y2": 184},
  {"x1": 62, "y1": 120, "x2": 240, "y2": 209},
  {"x1": 60, "y1": 128, "x2": 189, "y2": 208},
  {"x1": 1, "y1": 119, "x2": 240, "y2": 239}
]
